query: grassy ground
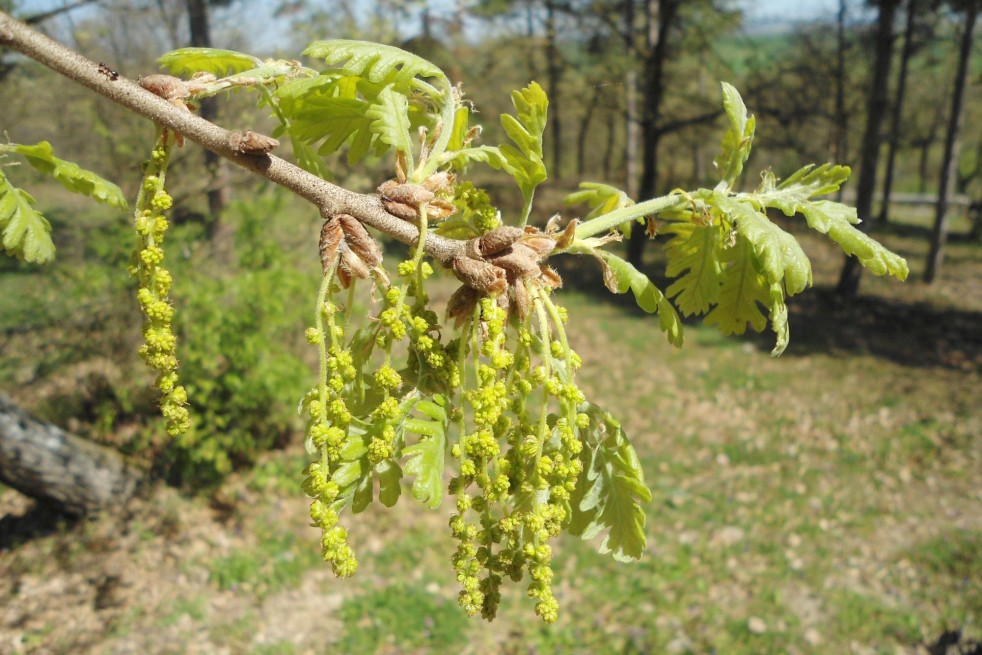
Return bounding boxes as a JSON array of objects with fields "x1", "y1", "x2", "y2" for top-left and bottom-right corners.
[{"x1": 1, "y1": 206, "x2": 980, "y2": 654}]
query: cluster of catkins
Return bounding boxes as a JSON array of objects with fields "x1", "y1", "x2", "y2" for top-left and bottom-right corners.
[
  {"x1": 130, "y1": 136, "x2": 190, "y2": 436},
  {"x1": 301, "y1": 177, "x2": 590, "y2": 623}
]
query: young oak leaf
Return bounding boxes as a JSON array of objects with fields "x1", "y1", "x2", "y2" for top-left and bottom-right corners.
[
  {"x1": 157, "y1": 47, "x2": 262, "y2": 77},
  {"x1": 564, "y1": 182, "x2": 634, "y2": 220},
  {"x1": 303, "y1": 40, "x2": 445, "y2": 97},
  {"x1": 746, "y1": 164, "x2": 908, "y2": 281},
  {"x1": 704, "y1": 236, "x2": 770, "y2": 336},
  {"x1": 597, "y1": 252, "x2": 684, "y2": 347},
  {"x1": 568, "y1": 403, "x2": 653, "y2": 562},
  {"x1": 0, "y1": 173, "x2": 54, "y2": 264},
  {"x1": 800, "y1": 201, "x2": 909, "y2": 280},
  {"x1": 365, "y1": 84, "x2": 414, "y2": 158},
  {"x1": 9, "y1": 142, "x2": 127, "y2": 210},
  {"x1": 663, "y1": 222, "x2": 725, "y2": 316},
  {"x1": 498, "y1": 82, "x2": 548, "y2": 200},
  {"x1": 714, "y1": 82, "x2": 756, "y2": 190},
  {"x1": 714, "y1": 193, "x2": 812, "y2": 296},
  {"x1": 401, "y1": 395, "x2": 449, "y2": 510}
]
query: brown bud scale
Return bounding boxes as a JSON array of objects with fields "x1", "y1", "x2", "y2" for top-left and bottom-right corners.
[
  {"x1": 383, "y1": 200, "x2": 420, "y2": 222},
  {"x1": 377, "y1": 180, "x2": 434, "y2": 206},
  {"x1": 228, "y1": 131, "x2": 279, "y2": 155},
  {"x1": 139, "y1": 74, "x2": 190, "y2": 101},
  {"x1": 452, "y1": 255, "x2": 507, "y2": 295},
  {"x1": 487, "y1": 244, "x2": 541, "y2": 280},
  {"x1": 478, "y1": 226, "x2": 524, "y2": 257},
  {"x1": 337, "y1": 214, "x2": 382, "y2": 268},
  {"x1": 319, "y1": 218, "x2": 343, "y2": 274}
]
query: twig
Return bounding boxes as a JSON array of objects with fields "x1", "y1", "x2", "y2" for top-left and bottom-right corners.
[{"x1": 0, "y1": 11, "x2": 465, "y2": 265}]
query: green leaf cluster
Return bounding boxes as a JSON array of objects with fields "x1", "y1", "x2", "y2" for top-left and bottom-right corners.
[
  {"x1": 268, "y1": 40, "x2": 453, "y2": 173},
  {"x1": 568, "y1": 83, "x2": 909, "y2": 355}
]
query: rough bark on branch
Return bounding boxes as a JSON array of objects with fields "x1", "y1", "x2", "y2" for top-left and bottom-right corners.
[
  {"x1": 0, "y1": 395, "x2": 142, "y2": 515},
  {"x1": 0, "y1": 10, "x2": 467, "y2": 266}
]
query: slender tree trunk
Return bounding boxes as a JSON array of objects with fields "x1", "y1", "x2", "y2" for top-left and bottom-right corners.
[
  {"x1": 627, "y1": 0, "x2": 677, "y2": 265},
  {"x1": 831, "y1": 0, "x2": 849, "y2": 170},
  {"x1": 544, "y1": 0, "x2": 563, "y2": 179},
  {"x1": 576, "y1": 85, "x2": 602, "y2": 177},
  {"x1": 835, "y1": 0, "x2": 901, "y2": 299},
  {"x1": 624, "y1": 69, "x2": 639, "y2": 196},
  {"x1": 0, "y1": 395, "x2": 142, "y2": 515},
  {"x1": 925, "y1": 1, "x2": 978, "y2": 283},
  {"x1": 187, "y1": 0, "x2": 228, "y2": 230},
  {"x1": 877, "y1": 0, "x2": 919, "y2": 223}
]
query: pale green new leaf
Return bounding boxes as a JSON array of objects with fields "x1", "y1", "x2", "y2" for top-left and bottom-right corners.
[
  {"x1": 568, "y1": 403, "x2": 652, "y2": 562},
  {"x1": 704, "y1": 236, "x2": 770, "y2": 335},
  {"x1": 749, "y1": 164, "x2": 908, "y2": 280},
  {"x1": 664, "y1": 222, "x2": 724, "y2": 316},
  {"x1": 377, "y1": 459, "x2": 402, "y2": 508},
  {"x1": 715, "y1": 194, "x2": 812, "y2": 295},
  {"x1": 800, "y1": 201, "x2": 909, "y2": 279},
  {"x1": 10, "y1": 142, "x2": 127, "y2": 210},
  {"x1": 447, "y1": 106, "x2": 470, "y2": 152},
  {"x1": 714, "y1": 82, "x2": 755, "y2": 189},
  {"x1": 768, "y1": 281, "x2": 790, "y2": 356},
  {"x1": 445, "y1": 145, "x2": 507, "y2": 171},
  {"x1": 303, "y1": 40, "x2": 445, "y2": 95},
  {"x1": 0, "y1": 172, "x2": 55, "y2": 264},
  {"x1": 564, "y1": 182, "x2": 634, "y2": 220},
  {"x1": 755, "y1": 163, "x2": 852, "y2": 214},
  {"x1": 511, "y1": 82, "x2": 548, "y2": 140},
  {"x1": 158, "y1": 47, "x2": 261, "y2": 77},
  {"x1": 498, "y1": 82, "x2": 548, "y2": 199},
  {"x1": 293, "y1": 96, "x2": 377, "y2": 164},
  {"x1": 402, "y1": 396, "x2": 449, "y2": 509},
  {"x1": 599, "y1": 252, "x2": 684, "y2": 347},
  {"x1": 365, "y1": 85, "x2": 413, "y2": 156}
]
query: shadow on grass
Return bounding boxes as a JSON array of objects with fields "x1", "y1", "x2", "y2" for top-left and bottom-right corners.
[{"x1": 554, "y1": 256, "x2": 982, "y2": 373}]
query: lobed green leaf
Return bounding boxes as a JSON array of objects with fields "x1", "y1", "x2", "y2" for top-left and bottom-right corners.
[
  {"x1": 599, "y1": 252, "x2": 684, "y2": 347},
  {"x1": 800, "y1": 201, "x2": 909, "y2": 280},
  {"x1": 401, "y1": 396, "x2": 449, "y2": 510},
  {"x1": 0, "y1": 171, "x2": 55, "y2": 264},
  {"x1": 664, "y1": 222, "x2": 725, "y2": 316},
  {"x1": 714, "y1": 82, "x2": 755, "y2": 189},
  {"x1": 158, "y1": 47, "x2": 262, "y2": 77},
  {"x1": 564, "y1": 182, "x2": 634, "y2": 221},
  {"x1": 365, "y1": 85, "x2": 414, "y2": 157},
  {"x1": 10, "y1": 142, "x2": 127, "y2": 210},
  {"x1": 303, "y1": 40, "x2": 445, "y2": 95},
  {"x1": 704, "y1": 236, "x2": 770, "y2": 336},
  {"x1": 715, "y1": 194, "x2": 812, "y2": 295},
  {"x1": 569, "y1": 403, "x2": 653, "y2": 562}
]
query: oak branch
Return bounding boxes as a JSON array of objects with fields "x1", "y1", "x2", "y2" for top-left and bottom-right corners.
[{"x1": 0, "y1": 11, "x2": 467, "y2": 265}]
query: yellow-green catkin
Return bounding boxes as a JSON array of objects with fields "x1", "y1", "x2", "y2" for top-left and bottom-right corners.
[{"x1": 131, "y1": 133, "x2": 189, "y2": 436}]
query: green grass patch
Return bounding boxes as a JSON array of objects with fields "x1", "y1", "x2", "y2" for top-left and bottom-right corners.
[
  {"x1": 906, "y1": 529, "x2": 982, "y2": 618},
  {"x1": 336, "y1": 583, "x2": 469, "y2": 654},
  {"x1": 828, "y1": 589, "x2": 922, "y2": 646},
  {"x1": 208, "y1": 527, "x2": 320, "y2": 598}
]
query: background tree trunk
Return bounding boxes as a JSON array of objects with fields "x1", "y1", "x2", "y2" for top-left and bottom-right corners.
[
  {"x1": 925, "y1": 0, "x2": 978, "y2": 283},
  {"x1": 835, "y1": 0, "x2": 901, "y2": 299},
  {"x1": 187, "y1": 0, "x2": 229, "y2": 231},
  {"x1": 0, "y1": 395, "x2": 142, "y2": 515},
  {"x1": 877, "y1": 0, "x2": 920, "y2": 223}
]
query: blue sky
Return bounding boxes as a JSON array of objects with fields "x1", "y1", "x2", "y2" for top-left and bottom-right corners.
[{"x1": 742, "y1": 0, "x2": 838, "y2": 22}]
